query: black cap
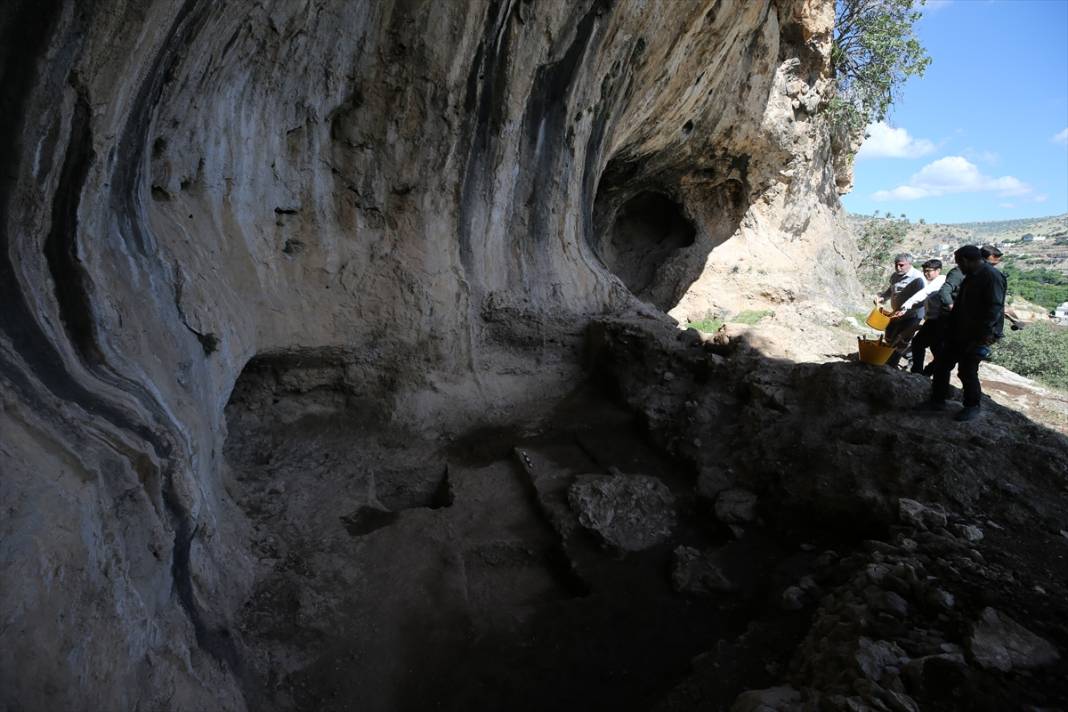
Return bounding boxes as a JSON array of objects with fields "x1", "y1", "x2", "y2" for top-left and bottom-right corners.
[
  {"x1": 981, "y1": 244, "x2": 1003, "y2": 258},
  {"x1": 955, "y1": 245, "x2": 982, "y2": 260}
]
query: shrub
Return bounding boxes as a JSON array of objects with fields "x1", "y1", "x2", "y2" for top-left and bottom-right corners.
[
  {"x1": 687, "y1": 318, "x2": 723, "y2": 334},
  {"x1": 993, "y1": 322, "x2": 1068, "y2": 389},
  {"x1": 734, "y1": 309, "x2": 775, "y2": 325}
]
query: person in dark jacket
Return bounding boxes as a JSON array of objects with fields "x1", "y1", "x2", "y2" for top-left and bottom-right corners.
[
  {"x1": 981, "y1": 244, "x2": 1024, "y2": 330},
  {"x1": 916, "y1": 245, "x2": 1005, "y2": 422}
]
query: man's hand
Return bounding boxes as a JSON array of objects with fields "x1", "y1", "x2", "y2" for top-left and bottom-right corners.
[
  {"x1": 873, "y1": 296, "x2": 881, "y2": 306},
  {"x1": 891, "y1": 310, "x2": 905, "y2": 318}
]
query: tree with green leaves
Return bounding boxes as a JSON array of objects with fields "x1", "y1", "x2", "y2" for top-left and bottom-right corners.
[
  {"x1": 856, "y1": 215, "x2": 910, "y2": 290},
  {"x1": 830, "y1": 0, "x2": 932, "y2": 134}
]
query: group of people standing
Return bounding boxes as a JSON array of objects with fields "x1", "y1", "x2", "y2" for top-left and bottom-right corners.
[{"x1": 873, "y1": 245, "x2": 1008, "y2": 422}]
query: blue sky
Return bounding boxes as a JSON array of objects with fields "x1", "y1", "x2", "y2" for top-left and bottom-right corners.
[{"x1": 842, "y1": 0, "x2": 1068, "y2": 223}]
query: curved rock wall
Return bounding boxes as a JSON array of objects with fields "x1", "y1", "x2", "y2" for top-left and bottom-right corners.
[{"x1": 0, "y1": 0, "x2": 854, "y2": 708}]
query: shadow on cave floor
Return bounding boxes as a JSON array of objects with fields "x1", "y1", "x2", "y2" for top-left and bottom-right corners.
[
  {"x1": 223, "y1": 326, "x2": 1068, "y2": 711},
  {"x1": 224, "y1": 382, "x2": 823, "y2": 712}
]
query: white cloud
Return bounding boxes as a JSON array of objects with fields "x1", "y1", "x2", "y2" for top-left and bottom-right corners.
[
  {"x1": 856, "y1": 122, "x2": 936, "y2": 160},
  {"x1": 1033, "y1": 193, "x2": 1049, "y2": 204},
  {"x1": 963, "y1": 148, "x2": 999, "y2": 165},
  {"x1": 1053, "y1": 128, "x2": 1068, "y2": 145},
  {"x1": 872, "y1": 156, "x2": 1033, "y2": 201},
  {"x1": 998, "y1": 203, "x2": 1016, "y2": 209}
]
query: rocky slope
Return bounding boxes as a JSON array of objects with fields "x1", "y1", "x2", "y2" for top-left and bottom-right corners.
[{"x1": 593, "y1": 317, "x2": 1068, "y2": 710}]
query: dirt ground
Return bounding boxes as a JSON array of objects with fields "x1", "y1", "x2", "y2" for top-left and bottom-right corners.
[
  {"x1": 220, "y1": 313, "x2": 1068, "y2": 711},
  {"x1": 225, "y1": 386, "x2": 830, "y2": 711}
]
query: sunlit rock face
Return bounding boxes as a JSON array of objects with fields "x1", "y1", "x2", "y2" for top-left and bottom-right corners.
[{"x1": 0, "y1": 0, "x2": 852, "y2": 709}]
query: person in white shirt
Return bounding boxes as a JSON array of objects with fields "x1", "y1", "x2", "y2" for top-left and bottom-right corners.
[{"x1": 907, "y1": 259, "x2": 947, "y2": 374}]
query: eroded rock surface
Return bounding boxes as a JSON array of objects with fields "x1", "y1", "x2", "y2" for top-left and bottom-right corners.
[{"x1": 9, "y1": 1, "x2": 1060, "y2": 711}]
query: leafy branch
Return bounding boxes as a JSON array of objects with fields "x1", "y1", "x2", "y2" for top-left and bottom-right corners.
[{"x1": 830, "y1": 0, "x2": 932, "y2": 134}]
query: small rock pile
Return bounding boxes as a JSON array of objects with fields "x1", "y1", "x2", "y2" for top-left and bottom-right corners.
[{"x1": 731, "y1": 497, "x2": 1061, "y2": 710}]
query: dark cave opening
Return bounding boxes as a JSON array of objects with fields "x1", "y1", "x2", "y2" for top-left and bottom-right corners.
[{"x1": 599, "y1": 191, "x2": 697, "y2": 310}]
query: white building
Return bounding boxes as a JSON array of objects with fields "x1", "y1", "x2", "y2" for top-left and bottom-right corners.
[{"x1": 1055, "y1": 302, "x2": 1068, "y2": 325}]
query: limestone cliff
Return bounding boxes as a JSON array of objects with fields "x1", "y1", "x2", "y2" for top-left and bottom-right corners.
[{"x1": 0, "y1": 1, "x2": 860, "y2": 709}]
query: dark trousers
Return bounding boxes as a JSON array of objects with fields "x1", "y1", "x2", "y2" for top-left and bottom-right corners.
[
  {"x1": 885, "y1": 313, "x2": 921, "y2": 367},
  {"x1": 910, "y1": 318, "x2": 946, "y2": 373},
  {"x1": 931, "y1": 339, "x2": 982, "y2": 407}
]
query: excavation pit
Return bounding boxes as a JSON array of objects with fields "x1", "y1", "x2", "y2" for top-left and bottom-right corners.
[{"x1": 223, "y1": 368, "x2": 809, "y2": 712}]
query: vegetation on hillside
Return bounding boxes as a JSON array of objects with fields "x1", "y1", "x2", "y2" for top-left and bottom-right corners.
[
  {"x1": 830, "y1": 0, "x2": 931, "y2": 134},
  {"x1": 855, "y1": 214, "x2": 910, "y2": 290},
  {"x1": 993, "y1": 322, "x2": 1068, "y2": 389},
  {"x1": 1001, "y1": 261, "x2": 1068, "y2": 310},
  {"x1": 686, "y1": 309, "x2": 775, "y2": 334}
]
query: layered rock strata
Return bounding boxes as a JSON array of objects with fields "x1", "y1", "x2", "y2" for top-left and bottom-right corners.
[{"x1": 1, "y1": 0, "x2": 855, "y2": 708}]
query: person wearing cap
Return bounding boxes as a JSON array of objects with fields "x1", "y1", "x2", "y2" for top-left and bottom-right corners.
[
  {"x1": 874, "y1": 253, "x2": 925, "y2": 363},
  {"x1": 981, "y1": 244, "x2": 1024, "y2": 330},
  {"x1": 908, "y1": 259, "x2": 947, "y2": 374},
  {"x1": 916, "y1": 245, "x2": 1005, "y2": 421}
]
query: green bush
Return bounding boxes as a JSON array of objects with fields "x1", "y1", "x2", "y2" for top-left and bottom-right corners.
[
  {"x1": 687, "y1": 318, "x2": 723, "y2": 334},
  {"x1": 993, "y1": 322, "x2": 1068, "y2": 389},
  {"x1": 734, "y1": 309, "x2": 775, "y2": 325},
  {"x1": 1001, "y1": 262, "x2": 1068, "y2": 310}
]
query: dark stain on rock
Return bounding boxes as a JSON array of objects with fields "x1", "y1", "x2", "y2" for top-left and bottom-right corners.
[
  {"x1": 457, "y1": 0, "x2": 514, "y2": 275},
  {"x1": 42, "y1": 86, "x2": 100, "y2": 365},
  {"x1": 171, "y1": 519, "x2": 242, "y2": 676},
  {"x1": 518, "y1": 0, "x2": 611, "y2": 270},
  {"x1": 110, "y1": 0, "x2": 210, "y2": 256}
]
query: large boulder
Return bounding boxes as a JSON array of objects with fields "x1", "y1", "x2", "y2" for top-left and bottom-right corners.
[{"x1": 568, "y1": 473, "x2": 676, "y2": 551}]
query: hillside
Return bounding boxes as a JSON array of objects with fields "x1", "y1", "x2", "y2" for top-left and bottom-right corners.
[{"x1": 847, "y1": 212, "x2": 1068, "y2": 274}]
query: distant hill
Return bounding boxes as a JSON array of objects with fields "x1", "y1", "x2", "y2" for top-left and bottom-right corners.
[{"x1": 846, "y1": 212, "x2": 1068, "y2": 274}]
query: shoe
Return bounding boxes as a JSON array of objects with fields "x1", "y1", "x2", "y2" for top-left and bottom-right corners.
[
  {"x1": 914, "y1": 400, "x2": 946, "y2": 412},
  {"x1": 955, "y1": 406, "x2": 981, "y2": 422}
]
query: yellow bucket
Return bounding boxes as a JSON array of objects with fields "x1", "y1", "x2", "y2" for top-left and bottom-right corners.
[
  {"x1": 858, "y1": 337, "x2": 895, "y2": 365},
  {"x1": 865, "y1": 307, "x2": 891, "y2": 331}
]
